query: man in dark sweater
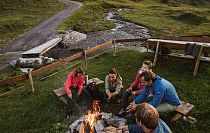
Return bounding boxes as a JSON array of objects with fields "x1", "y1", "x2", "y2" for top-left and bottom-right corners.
[{"x1": 118, "y1": 103, "x2": 171, "y2": 133}]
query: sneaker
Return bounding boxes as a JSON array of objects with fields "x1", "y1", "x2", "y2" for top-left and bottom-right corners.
[{"x1": 117, "y1": 111, "x2": 129, "y2": 117}]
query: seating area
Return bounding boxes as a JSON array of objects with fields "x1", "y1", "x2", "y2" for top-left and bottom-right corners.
[{"x1": 53, "y1": 77, "x2": 104, "y2": 105}]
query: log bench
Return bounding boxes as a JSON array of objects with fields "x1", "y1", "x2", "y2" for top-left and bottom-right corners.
[
  {"x1": 53, "y1": 78, "x2": 104, "y2": 105},
  {"x1": 170, "y1": 101, "x2": 195, "y2": 122}
]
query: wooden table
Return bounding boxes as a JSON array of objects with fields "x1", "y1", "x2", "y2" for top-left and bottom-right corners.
[{"x1": 146, "y1": 39, "x2": 210, "y2": 76}]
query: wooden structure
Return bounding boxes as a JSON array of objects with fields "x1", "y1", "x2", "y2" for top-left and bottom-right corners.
[
  {"x1": 146, "y1": 39, "x2": 210, "y2": 76},
  {"x1": 171, "y1": 101, "x2": 195, "y2": 122},
  {"x1": 53, "y1": 78, "x2": 104, "y2": 104},
  {"x1": 21, "y1": 37, "x2": 62, "y2": 58}
]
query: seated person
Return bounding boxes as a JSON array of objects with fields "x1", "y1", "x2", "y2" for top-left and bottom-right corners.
[
  {"x1": 118, "y1": 103, "x2": 171, "y2": 133},
  {"x1": 105, "y1": 68, "x2": 122, "y2": 103},
  {"x1": 121, "y1": 60, "x2": 153, "y2": 113},
  {"x1": 64, "y1": 67, "x2": 91, "y2": 115},
  {"x1": 128, "y1": 71, "x2": 180, "y2": 114}
]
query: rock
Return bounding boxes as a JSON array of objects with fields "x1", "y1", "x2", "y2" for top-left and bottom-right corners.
[
  {"x1": 94, "y1": 120, "x2": 106, "y2": 132},
  {"x1": 100, "y1": 112, "x2": 112, "y2": 120},
  {"x1": 42, "y1": 57, "x2": 54, "y2": 65},
  {"x1": 18, "y1": 58, "x2": 42, "y2": 68},
  {"x1": 60, "y1": 30, "x2": 87, "y2": 48},
  {"x1": 10, "y1": 59, "x2": 18, "y2": 68}
]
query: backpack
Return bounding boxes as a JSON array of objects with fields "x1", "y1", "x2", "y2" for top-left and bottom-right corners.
[{"x1": 85, "y1": 81, "x2": 104, "y2": 101}]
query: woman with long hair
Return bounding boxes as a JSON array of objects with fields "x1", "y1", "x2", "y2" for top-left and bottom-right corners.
[{"x1": 105, "y1": 68, "x2": 123, "y2": 103}]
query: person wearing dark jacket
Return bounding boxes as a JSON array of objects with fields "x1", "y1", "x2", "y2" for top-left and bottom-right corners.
[
  {"x1": 128, "y1": 71, "x2": 180, "y2": 113},
  {"x1": 121, "y1": 60, "x2": 153, "y2": 111},
  {"x1": 118, "y1": 103, "x2": 171, "y2": 133}
]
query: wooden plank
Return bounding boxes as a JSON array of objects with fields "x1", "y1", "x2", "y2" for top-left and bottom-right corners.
[
  {"x1": 88, "y1": 78, "x2": 104, "y2": 85},
  {"x1": 115, "y1": 38, "x2": 148, "y2": 43},
  {"x1": 53, "y1": 87, "x2": 66, "y2": 97},
  {"x1": 85, "y1": 41, "x2": 113, "y2": 54},
  {"x1": 22, "y1": 38, "x2": 62, "y2": 57},
  {"x1": 193, "y1": 45, "x2": 204, "y2": 76},
  {"x1": 176, "y1": 101, "x2": 195, "y2": 116},
  {"x1": 171, "y1": 113, "x2": 183, "y2": 122},
  {"x1": 0, "y1": 41, "x2": 110, "y2": 86},
  {"x1": 162, "y1": 35, "x2": 210, "y2": 43},
  {"x1": 0, "y1": 74, "x2": 28, "y2": 86},
  {"x1": 153, "y1": 41, "x2": 160, "y2": 66},
  {"x1": 147, "y1": 39, "x2": 210, "y2": 51}
]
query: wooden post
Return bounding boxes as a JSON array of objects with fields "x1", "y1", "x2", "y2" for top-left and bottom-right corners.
[
  {"x1": 83, "y1": 50, "x2": 87, "y2": 71},
  {"x1": 193, "y1": 45, "x2": 204, "y2": 77},
  {"x1": 153, "y1": 41, "x2": 160, "y2": 66},
  {"x1": 146, "y1": 42, "x2": 149, "y2": 53},
  {"x1": 113, "y1": 39, "x2": 116, "y2": 56},
  {"x1": 28, "y1": 69, "x2": 35, "y2": 93}
]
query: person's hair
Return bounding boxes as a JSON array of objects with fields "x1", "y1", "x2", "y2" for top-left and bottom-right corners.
[
  {"x1": 74, "y1": 67, "x2": 84, "y2": 76},
  {"x1": 135, "y1": 103, "x2": 159, "y2": 129},
  {"x1": 143, "y1": 60, "x2": 153, "y2": 69},
  {"x1": 109, "y1": 68, "x2": 118, "y2": 76},
  {"x1": 139, "y1": 71, "x2": 156, "y2": 82}
]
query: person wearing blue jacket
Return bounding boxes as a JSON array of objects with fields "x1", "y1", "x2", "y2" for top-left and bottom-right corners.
[
  {"x1": 128, "y1": 71, "x2": 180, "y2": 113},
  {"x1": 118, "y1": 103, "x2": 171, "y2": 133}
]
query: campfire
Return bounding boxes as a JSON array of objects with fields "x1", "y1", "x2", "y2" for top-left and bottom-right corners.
[{"x1": 68, "y1": 100, "x2": 127, "y2": 133}]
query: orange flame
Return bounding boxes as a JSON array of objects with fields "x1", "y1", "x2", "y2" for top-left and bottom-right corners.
[{"x1": 84, "y1": 100, "x2": 100, "y2": 133}]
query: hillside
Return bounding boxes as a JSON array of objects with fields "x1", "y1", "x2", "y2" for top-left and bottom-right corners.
[
  {"x1": 0, "y1": 0, "x2": 65, "y2": 48},
  {"x1": 58, "y1": 0, "x2": 210, "y2": 37}
]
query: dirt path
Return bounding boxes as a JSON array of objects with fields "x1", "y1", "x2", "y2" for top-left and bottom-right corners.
[{"x1": 0, "y1": 0, "x2": 81, "y2": 54}]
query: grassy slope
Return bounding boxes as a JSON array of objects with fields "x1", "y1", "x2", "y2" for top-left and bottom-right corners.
[
  {"x1": 58, "y1": 0, "x2": 210, "y2": 37},
  {"x1": 0, "y1": 50, "x2": 210, "y2": 132},
  {"x1": 0, "y1": 0, "x2": 65, "y2": 48},
  {"x1": 58, "y1": 1, "x2": 115, "y2": 33}
]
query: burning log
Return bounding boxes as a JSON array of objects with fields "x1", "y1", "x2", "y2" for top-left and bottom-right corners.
[{"x1": 68, "y1": 100, "x2": 127, "y2": 133}]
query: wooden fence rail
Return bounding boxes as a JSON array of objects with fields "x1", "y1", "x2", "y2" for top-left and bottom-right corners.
[{"x1": 1, "y1": 35, "x2": 209, "y2": 87}]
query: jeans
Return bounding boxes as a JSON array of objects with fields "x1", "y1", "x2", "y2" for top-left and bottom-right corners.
[{"x1": 122, "y1": 87, "x2": 139, "y2": 110}]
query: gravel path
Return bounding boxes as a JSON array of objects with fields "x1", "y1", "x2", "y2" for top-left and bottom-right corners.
[{"x1": 0, "y1": 0, "x2": 81, "y2": 54}]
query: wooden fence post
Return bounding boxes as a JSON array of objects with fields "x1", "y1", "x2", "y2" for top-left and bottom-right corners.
[
  {"x1": 83, "y1": 50, "x2": 87, "y2": 71},
  {"x1": 153, "y1": 41, "x2": 160, "y2": 66},
  {"x1": 113, "y1": 39, "x2": 116, "y2": 56},
  {"x1": 193, "y1": 45, "x2": 204, "y2": 77},
  {"x1": 28, "y1": 69, "x2": 35, "y2": 93}
]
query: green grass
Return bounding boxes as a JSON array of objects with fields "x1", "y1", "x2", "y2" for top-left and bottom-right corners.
[
  {"x1": 0, "y1": 0, "x2": 65, "y2": 48},
  {"x1": 58, "y1": 0, "x2": 210, "y2": 37},
  {"x1": 58, "y1": 1, "x2": 115, "y2": 33},
  {"x1": 0, "y1": 50, "x2": 210, "y2": 132}
]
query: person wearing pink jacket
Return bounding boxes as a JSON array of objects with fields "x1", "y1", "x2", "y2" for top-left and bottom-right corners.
[
  {"x1": 64, "y1": 67, "x2": 91, "y2": 115},
  {"x1": 120, "y1": 60, "x2": 153, "y2": 113}
]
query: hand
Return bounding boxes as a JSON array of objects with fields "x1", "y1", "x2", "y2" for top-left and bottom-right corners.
[
  {"x1": 77, "y1": 92, "x2": 81, "y2": 96},
  {"x1": 68, "y1": 94, "x2": 72, "y2": 99},
  {"x1": 126, "y1": 102, "x2": 137, "y2": 112},
  {"x1": 131, "y1": 91, "x2": 136, "y2": 96},
  {"x1": 117, "y1": 125, "x2": 128, "y2": 131}
]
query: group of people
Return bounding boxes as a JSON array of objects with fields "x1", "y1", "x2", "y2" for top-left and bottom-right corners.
[{"x1": 64, "y1": 60, "x2": 181, "y2": 133}]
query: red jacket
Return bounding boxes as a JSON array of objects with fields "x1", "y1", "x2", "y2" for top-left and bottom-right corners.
[
  {"x1": 129, "y1": 69, "x2": 144, "y2": 95},
  {"x1": 64, "y1": 70, "x2": 85, "y2": 95}
]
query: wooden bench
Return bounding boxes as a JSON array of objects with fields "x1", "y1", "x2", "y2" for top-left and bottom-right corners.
[
  {"x1": 171, "y1": 101, "x2": 195, "y2": 122},
  {"x1": 167, "y1": 53, "x2": 210, "y2": 62},
  {"x1": 53, "y1": 78, "x2": 104, "y2": 105}
]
